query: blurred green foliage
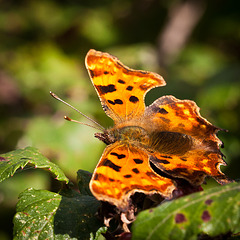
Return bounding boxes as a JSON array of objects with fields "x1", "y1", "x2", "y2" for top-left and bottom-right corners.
[{"x1": 0, "y1": 0, "x2": 239, "y2": 239}]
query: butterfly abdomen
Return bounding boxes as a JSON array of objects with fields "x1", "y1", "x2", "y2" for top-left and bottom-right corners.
[{"x1": 149, "y1": 131, "x2": 194, "y2": 155}]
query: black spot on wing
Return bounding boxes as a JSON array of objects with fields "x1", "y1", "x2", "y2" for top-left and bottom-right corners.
[
  {"x1": 115, "y1": 99, "x2": 123, "y2": 104},
  {"x1": 126, "y1": 86, "x2": 133, "y2": 91},
  {"x1": 104, "y1": 71, "x2": 109, "y2": 74},
  {"x1": 124, "y1": 174, "x2": 132, "y2": 178},
  {"x1": 133, "y1": 158, "x2": 143, "y2": 164},
  {"x1": 132, "y1": 168, "x2": 140, "y2": 174},
  {"x1": 102, "y1": 159, "x2": 121, "y2": 172},
  {"x1": 118, "y1": 79, "x2": 125, "y2": 84},
  {"x1": 158, "y1": 108, "x2": 168, "y2": 114},
  {"x1": 110, "y1": 152, "x2": 126, "y2": 159},
  {"x1": 107, "y1": 99, "x2": 123, "y2": 105},
  {"x1": 152, "y1": 106, "x2": 169, "y2": 114},
  {"x1": 95, "y1": 84, "x2": 116, "y2": 95},
  {"x1": 129, "y1": 96, "x2": 139, "y2": 103},
  {"x1": 107, "y1": 100, "x2": 115, "y2": 105}
]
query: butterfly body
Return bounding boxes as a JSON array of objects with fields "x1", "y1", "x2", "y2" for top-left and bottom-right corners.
[
  {"x1": 97, "y1": 121, "x2": 195, "y2": 158},
  {"x1": 85, "y1": 49, "x2": 231, "y2": 212}
]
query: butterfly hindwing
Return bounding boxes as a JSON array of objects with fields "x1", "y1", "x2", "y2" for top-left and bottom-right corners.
[
  {"x1": 150, "y1": 152, "x2": 227, "y2": 186},
  {"x1": 85, "y1": 49, "x2": 166, "y2": 123},
  {"x1": 145, "y1": 95, "x2": 229, "y2": 185},
  {"x1": 90, "y1": 142, "x2": 176, "y2": 210}
]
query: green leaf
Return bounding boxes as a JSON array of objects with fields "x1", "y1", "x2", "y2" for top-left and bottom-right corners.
[
  {"x1": 132, "y1": 182, "x2": 240, "y2": 240},
  {"x1": 54, "y1": 189, "x2": 103, "y2": 240},
  {"x1": 77, "y1": 169, "x2": 93, "y2": 196},
  {"x1": 13, "y1": 188, "x2": 62, "y2": 240},
  {"x1": 13, "y1": 188, "x2": 103, "y2": 240},
  {"x1": 90, "y1": 227, "x2": 107, "y2": 240},
  {"x1": 0, "y1": 146, "x2": 69, "y2": 183}
]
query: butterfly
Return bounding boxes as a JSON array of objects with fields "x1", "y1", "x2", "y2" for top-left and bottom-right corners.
[{"x1": 84, "y1": 49, "x2": 231, "y2": 213}]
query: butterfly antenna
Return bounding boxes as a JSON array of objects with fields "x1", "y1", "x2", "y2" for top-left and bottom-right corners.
[
  {"x1": 50, "y1": 91, "x2": 105, "y2": 131},
  {"x1": 63, "y1": 116, "x2": 104, "y2": 131}
]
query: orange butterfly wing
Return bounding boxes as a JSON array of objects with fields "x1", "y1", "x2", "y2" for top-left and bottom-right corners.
[
  {"x1": 85, "y1": 49, "x2": 165, "y2": 123},
  {"x1": 144, "y1": 95, "x2": 230, "y2": 185},
  {"x1": 90, "y1": 142, "x2": 176, "y2": 211}
]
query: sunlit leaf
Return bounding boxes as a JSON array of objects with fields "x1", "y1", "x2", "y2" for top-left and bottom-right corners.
[
  {"x1": 132, "y1": 182, "x2": 240, "y2": 240},
  {"x1": 13, "y1": 187, "x2": 103, "y2": 240},
  {"x1": 0, "y1": 146, "x2": 69, "y2": 183}
]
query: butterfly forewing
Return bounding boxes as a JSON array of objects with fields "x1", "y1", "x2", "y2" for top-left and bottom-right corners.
[
  {"x1": 85, "y1": 49, "x2": 166, "y2": 123},
  {"x1": 146, "y1": 95, "x2": 222, "y2": 143}
]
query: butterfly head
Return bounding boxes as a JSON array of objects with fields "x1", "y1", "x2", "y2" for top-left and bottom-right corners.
[{"x1": 94, "y1": 130, "x2": 116, "y2": 145}]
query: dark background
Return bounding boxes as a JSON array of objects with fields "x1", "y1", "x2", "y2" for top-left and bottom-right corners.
[{"x1": 0, "y1": 0, "x2": 239, "y2": 239}]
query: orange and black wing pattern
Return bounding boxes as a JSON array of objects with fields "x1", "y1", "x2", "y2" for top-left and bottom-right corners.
[
  {"x1": 90, "y1": 142, "x2": 176, "y2": 211},
  {"x1": 85, "y1": 49, "x2": 165, "y2": 123},
  {"x1": 145, "y1": 95, "x2": 231, "y2": 185}
]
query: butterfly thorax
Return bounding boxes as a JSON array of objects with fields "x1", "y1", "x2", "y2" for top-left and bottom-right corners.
[
  {"x1": 113, "y1": 126, "x2": 150, "y2": 145},
  {"x1": 95, "y1": 125, "x2": 150, "y2": 146}
]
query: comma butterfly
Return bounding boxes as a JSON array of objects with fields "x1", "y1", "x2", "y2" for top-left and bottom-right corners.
[
  {"x1": 84, "y1": 49, "x2": 231, "y2": 213},
  {"x1": 51, "y1": 49, "x2": 232, "y2": 225}
]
